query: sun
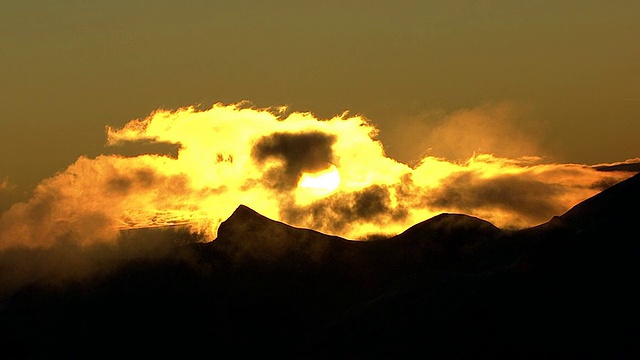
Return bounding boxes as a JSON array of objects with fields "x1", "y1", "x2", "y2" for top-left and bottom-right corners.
[{"x1": 297, "y1": 164, "x2": 341, "y2": 198}]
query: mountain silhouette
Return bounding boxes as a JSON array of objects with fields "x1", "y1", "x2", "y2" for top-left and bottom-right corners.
[
  {"x1": 323, "y1": 172, "x2": 640, "y2": 359},
  {"x1": 211, "y1": 204, "x2": 355, "y2": 264},
  {"x1": 0, "y1": 173, "x2": 638, "y2": 359}
]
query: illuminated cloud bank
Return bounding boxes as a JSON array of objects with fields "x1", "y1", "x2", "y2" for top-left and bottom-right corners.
[{"x1": 0, "y1": 102, "x2": 636, "y2": 249}]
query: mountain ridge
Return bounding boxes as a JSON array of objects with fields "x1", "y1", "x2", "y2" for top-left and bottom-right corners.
[{"x1": 0, "y1": 172, "x2": 638, "y2": 358}]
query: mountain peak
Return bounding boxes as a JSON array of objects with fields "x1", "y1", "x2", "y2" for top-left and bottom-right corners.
[
  {"x1": 230, "y1": 204, "x2": 259, "y2": 216},
  {"x1": 375, "y1": 213, "x2": 505, "y2": 269},
  {"x1": 395, "y1": 212, "x2": 503, "y2": 240},
  {"x1": 215, "y1": 204, "x2": 281, "y2": 243},
  {"x1": 213, "y1": 205, "x2": 351, "y2": 264},
  {"x1": 226, "y1": 204, "x2": 265, "y2": 223}
]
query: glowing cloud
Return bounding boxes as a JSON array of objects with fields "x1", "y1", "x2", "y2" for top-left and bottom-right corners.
[
  {"x1": 0, "y1": 102, "x2": 636, "y2": 249},
  {"x1": 298, "y1": 164, "x2": 341, "y2": 192}
]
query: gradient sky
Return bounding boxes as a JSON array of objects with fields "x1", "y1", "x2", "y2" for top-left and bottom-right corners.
[{"x1": 1, "y1": 0, "x2": 639, "y2": 208}]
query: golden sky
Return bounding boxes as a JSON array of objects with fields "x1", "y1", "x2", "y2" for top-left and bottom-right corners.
[{"x1": 0, "y1": 1, "x2": 639, "y2": 248}]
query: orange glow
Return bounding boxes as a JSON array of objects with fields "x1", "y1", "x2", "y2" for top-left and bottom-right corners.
[
  {"x1": 298, "y1": 164, "x2": 340, "y2": 192},
  {"x1": 296, "y1": 164, "x2": 341, "y2": 205},
  {"x1": 0, "y1": 101, "x2": 636, "y2": 249}
]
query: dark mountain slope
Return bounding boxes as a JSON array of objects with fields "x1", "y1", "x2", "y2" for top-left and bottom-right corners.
[
  {"x1": 467, "y1": 173, "x2": 640, "y2": 359},
  {"x1": 318, "y1": 173, "x2": 640, "y2": 359}
]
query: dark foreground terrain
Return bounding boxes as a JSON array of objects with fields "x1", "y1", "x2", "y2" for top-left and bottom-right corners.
[{"x1": 1, "y1": 173, "x2": 639, "y2": 359}]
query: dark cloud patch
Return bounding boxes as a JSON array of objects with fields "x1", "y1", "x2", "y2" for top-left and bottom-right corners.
[
  {"x1": 283, "y1": 185, "x2": 408, "y2": 237},
  {"x1": 352, "y1": 185, "x2": 394, "y2": 219},
  {"x1": 395, "y1": 173, "x2": 417, "y2": 198},
  {"x1": 135, "y1": 169, "x2": 156, "y2": 187},
  {"x1": 252, "y1": 132, "x2": 337, "y2": 190},
  {"x1": 104, "y1": 169, "x2": 193, "y2": 199},
  {"x1": 105, "y1": 139, "x2": 181, "y2": 159},
  {"x1": 107, "y1": 176, "x2": 134, "y2": 194},
  {"x1": 589, "y1": 176, "x2": 627, "y2": 191},
  {"x1": 427, "y1": 173, "x2": 566, "y2": 226},
  {"x1": 106, "y1": 169, "x2": 157, "y2": 195},
  {"x1": 593, "y1": 161, "x2": 640, "y2": 173}
]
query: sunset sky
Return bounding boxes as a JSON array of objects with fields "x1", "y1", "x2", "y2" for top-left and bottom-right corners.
[{"x1": 1, "y1": 1, "x2": 639, "y2": 248}]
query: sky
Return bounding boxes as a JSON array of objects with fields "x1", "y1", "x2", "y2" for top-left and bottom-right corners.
[{"x1": 1, "y1": 1, "x2": 639, "y2": 249}]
